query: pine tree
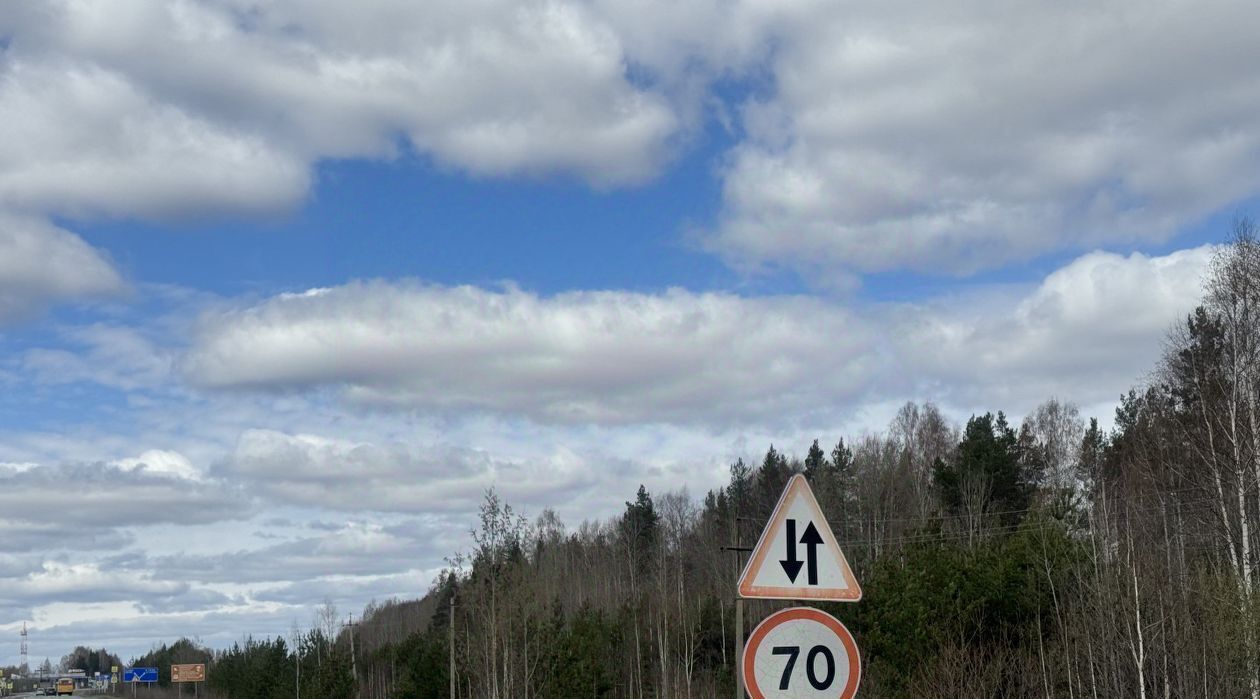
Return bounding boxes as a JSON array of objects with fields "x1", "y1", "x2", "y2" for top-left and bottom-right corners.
[{"x1": 934, "y1": 412, "x2": 1032, "y2": 524}]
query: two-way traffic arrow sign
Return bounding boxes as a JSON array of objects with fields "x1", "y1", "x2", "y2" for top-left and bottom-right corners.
[
  {"x1": 779, "y1": 518, "x2": 825, "y2": 585},
  {"x1": 738, "y1": 474, "x2": 861, "y2": 601}
]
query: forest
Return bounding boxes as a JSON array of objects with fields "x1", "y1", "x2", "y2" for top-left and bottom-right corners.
[{"x1": 126, "y1": 226, "x2": 1260, "y2": 697}]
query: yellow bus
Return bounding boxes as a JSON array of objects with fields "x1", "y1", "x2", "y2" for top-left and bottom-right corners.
[{"x1": 56, "y1": 677, "x2": 74, "y2": 695}]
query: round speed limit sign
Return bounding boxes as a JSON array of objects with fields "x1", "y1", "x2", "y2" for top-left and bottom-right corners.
[{"x1": 743, "y1": 607, "x2": 861, "y2": 699}]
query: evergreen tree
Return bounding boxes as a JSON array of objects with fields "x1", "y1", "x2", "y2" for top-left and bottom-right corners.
[
  {"x1": 1077, "y1": 416, "x2": 1106, "y2": 498},
  {"x1": 726, "y1": 457, "x2": 752, "y2": 518},
  {"x1": 830, "y1": 438, "x2": 853, "y2": 474},
  {"x1": 753, "y1": 445, "x2": 794, "y2": 517},
  {"x1": 803, "y1": 439, "x2": 827, "y2": 479},
  {"x1": 934, "y1": 412, "x2": 1032, "y2": 523},
  {"x1": 621, "y1": 484, "x2": 659, "y2": 570}
]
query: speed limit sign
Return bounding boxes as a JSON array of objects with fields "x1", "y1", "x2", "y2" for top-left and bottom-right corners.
[{"x1": 742, "y1": 607, "x2": 861, "y2": 698}]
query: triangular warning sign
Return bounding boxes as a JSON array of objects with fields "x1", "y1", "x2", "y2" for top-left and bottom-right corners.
[{"x1": 738, "y1": 473, "x2": 861, "y2": 601}]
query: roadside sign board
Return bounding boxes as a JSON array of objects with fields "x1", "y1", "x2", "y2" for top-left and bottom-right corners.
[
  {"x1": 743, "y1": 607, "x2": 861, "y2": 699},
  {"x1": 739, "y1": 474, "x2": 861, "y2": 601},
  {"x1": 171, "y1": 663, "x2": 205, "y2": 682},
  {"x1": 124, "y1": 668, "x2": 158, "y2": 683}
]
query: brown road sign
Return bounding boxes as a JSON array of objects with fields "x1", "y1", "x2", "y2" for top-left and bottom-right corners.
[{"x1": 171, "y1": 664, "x2": 205, "y2": 682}]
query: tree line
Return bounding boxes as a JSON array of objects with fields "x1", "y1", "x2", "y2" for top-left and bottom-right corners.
[{"x1": 128, "y1": 224, "x2": 1260, "y2": 697}]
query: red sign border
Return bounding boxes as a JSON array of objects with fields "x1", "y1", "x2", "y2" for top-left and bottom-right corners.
[{"x1": 742, "y1": 606, "x2": 861, "y2": 699}]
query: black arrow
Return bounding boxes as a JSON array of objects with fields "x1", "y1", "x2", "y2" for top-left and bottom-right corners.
[
  {"x1": 780, "y1": 518, "x2": 803, "y2": 582},
  {"x1": 800, "y1": 521, "x2": 824, "y2": 585}
]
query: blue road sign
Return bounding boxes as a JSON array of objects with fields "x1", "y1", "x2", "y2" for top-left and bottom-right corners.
[{"x1": 124, "y1": 668, "x2": 158, "y2": 683}]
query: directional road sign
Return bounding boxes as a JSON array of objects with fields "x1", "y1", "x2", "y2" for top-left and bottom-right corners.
[
  {"x1": 743, "y1": 607, "x2": 861, "y2": 699},
  {"x1": 124, "y1": 667, "x2": 158, "y2": 683},
  {"x1": 739, "y1": 474, "x2": 861, "y2": 600}
]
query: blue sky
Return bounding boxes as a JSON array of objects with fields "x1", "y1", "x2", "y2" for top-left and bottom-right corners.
[
  {"x1": 74, "y1": 147, "x2": 737, "y2": 298},
  {"x1": 0, "y1": 0, "x2": 1257, "y2": 666}
]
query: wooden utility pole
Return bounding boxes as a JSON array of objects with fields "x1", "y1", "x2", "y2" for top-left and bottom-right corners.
[
  {"x1": 294, "y1": 632, "x2": 301, "y2": 699},
  {"x1": 723, "y1": 516, "x2": 755, "y2": 699},
  {"x1": 344, "y1": 615, "x2": 359, "y2": 698},
  {"x1": 449, "y1": 598, "x2": 456, "y2": 699}
]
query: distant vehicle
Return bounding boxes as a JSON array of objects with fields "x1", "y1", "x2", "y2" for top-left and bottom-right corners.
[{"x1": 56, "y1": 677, "x2": 74, "y2": 695}]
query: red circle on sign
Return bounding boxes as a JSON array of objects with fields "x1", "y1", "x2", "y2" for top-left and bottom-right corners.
[{"x1": 742, "y1": 607, "x2": 861, "y2": 699}]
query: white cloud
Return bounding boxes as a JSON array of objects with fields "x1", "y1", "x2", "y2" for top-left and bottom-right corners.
[
  {"x1": 182, "y1": 246, "x2": 1211, "y2": 429},
  {"x1": 892, "y1": 246, "x2": 1214, "y2": 412},
  {"x1": 0, "y1": 59, "x2": 309, "y2": 220},
  {"x1": 0, "y1": 215, "x2": 123, "y2": 322},
  {"x1": 137, "y1": 520, "x2": 451, "y2": 584},
  {"x1": 15, "y1": 599, "x2": 297, "y2": 664},
  {"x1": 0, "y1": 462, "x2": 249, "y2": 546},
  {"x1": 0, "y1": 0, "x2": 1249, "y2": 310},
  {"x1": 250, "y1": 571, "x2": 431, "y2": 607},
  {"x1": 222, "y1": 429, "x2": 611, "y2": 513},
  {"x1": 111, "y1": 449, "x2": 203, "y2": 481},
  {"x1": 21, "y1": 324, "x2": 173, "y2": 390},
  {"x1": 0, "y1": 0, "x2": 690, "y2": 324},
  {"x1": 182, "y1": 282, "x2": 880, "y2": 425},
  {"x1": 0, "y1": 0, "x2": 679, "y2": 215},
  {"x1": 0, "y1": 0, "x2": 1253, "y2": 295},
  {"x1": 708, "y1": 0, "x2": 1260, "y2": 275},
  {"x1": 0, "y1": 563, "x2": 187, "y2": 606}
]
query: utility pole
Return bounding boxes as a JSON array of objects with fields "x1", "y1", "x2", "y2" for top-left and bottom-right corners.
[
  {"x1": 19, "y1": 623, "x2": 27, "y2": 677},
  {"x1": 722, "y1": 516, "x2": 756, "y2": 699},
  {"x1": 448, "y1": 598, "x2": 455, "y2": 699},
  {"x1": 292, "y1": 627, "x2": 301, "y2": 699},
  {"x1": 344, "y1": 615, "x2": 359, "y2": 698}
]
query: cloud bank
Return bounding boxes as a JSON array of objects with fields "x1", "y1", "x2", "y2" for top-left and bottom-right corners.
[{"x1": 184, "y1": 246, "x2": 1211, "y2": 428}]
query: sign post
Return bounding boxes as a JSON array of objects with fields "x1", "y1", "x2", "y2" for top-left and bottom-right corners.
[
  {"x1": 125, "y1": 668, "x2": 158, "y2": 698},
  {"x1": 738, "y1": 474, "x2": 863, "y2": 697},
  {"x1": 171, "y1": 664, "x2": 204, "y2": 698}
]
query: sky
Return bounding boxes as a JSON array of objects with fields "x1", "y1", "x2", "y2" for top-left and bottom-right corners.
[{"x1": 1, "y1": 0, "x2": 1258, "y2": 666}]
